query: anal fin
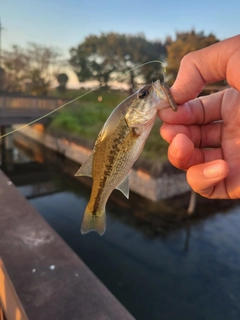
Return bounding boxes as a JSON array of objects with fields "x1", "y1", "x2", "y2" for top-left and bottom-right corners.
[{"x1": 116, "y1": 175, "x2": 129, "y2": 199}]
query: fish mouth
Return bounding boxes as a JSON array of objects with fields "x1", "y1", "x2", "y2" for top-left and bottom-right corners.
[
  {"x1": 152, "y1": 79, "x2": 161, "y2": 91},
  {"x1": 152, "y1": 80, "x2": 165, "y2": 106},
  {"x1": 152, "y1": 79, "x2": 163, "y2": 100},
  {"x1": 152, "y1": 80, "x2": 178, "y2": 112}
]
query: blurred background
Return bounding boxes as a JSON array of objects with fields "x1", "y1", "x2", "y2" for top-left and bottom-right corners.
[
  {"x1": 1, "y1": 0, "x2": 238, "y2": 94},
  {"x1": 1, "y1": 1, "x2": 240, "y2": 320}
]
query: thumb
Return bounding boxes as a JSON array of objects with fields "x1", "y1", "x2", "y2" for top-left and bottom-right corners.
[{"x1": 186, "y1": 160, "x2": 229, "y2": 198}]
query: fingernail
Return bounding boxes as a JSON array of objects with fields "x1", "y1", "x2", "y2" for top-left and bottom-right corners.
[{"x1": 203, "y1": 163, "x2": 222, "y2": 178}]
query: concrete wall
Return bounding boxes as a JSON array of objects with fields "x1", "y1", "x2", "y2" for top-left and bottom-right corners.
[{"x1": 14, "y1": 125, "x2": 190, "y2": 201}]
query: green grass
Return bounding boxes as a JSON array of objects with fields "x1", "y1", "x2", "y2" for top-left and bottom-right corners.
[
  {"x1": 48, "y1": 88, "x2": 170, "y2": 175},
  {"x1": 49, "y1": 88, "x2": 128, "y2": 138},
  {"x1": 50, "y1": 87, "x2": 127, "y2": 135},
  {"x1": 50, "y1": 102, "x2": 110, "y2": 140},
  {"x1": 51, "y1": 87, "x2": 128, "y2": 107}
]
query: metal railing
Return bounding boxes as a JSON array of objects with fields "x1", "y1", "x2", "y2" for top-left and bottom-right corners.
[
  {"x1": 0, "y1": 96, "x2": 67, "y2": 125},
  {"x1": 0, "y1": 96, "x2": 65, "y2": 115}
]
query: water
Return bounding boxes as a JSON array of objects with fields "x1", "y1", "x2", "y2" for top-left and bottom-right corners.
[{"x1": 2, "y1": 139, "x2": 240, "y2": 320}]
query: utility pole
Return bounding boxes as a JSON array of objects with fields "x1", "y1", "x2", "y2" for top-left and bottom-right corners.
[{"x1": 0, "y1": 18, "x2": 4, "y2": 67}]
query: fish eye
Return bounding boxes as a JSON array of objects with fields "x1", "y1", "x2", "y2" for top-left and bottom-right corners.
[{"x1": 138, "y1": 90, "x2": 149, "y2": 99}]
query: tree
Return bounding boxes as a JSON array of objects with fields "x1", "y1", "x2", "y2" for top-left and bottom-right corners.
[
  {"x1": 3, "y1": 45, "x2": 29, "y2": 92},
  {"x1": 27, "y1": 68, "x2": 50, "y2": 96},
  {"x1": 0, "y1": 67, "x2": 6, "y2": 92},
  {"x1": 118, "y1": 35, "x2": 167, "y2": 92},
  {"x1": 3, "y1": 43, "x2": 63, "y2": 95},
  {"x1": 69, "y1": 33, "x2": 119, "y2": 87},
  {"x1": 56, "y1": 73, "x2": 69, "y2": 92},
  {"x1": 69, "y1": 32, "x2": 167, "y2": 92},
  {"x1": 133, "y1": 40, "x2": 167, "y2": 85},
  {"x1": 26, "y1": 43, "x2": 61, "y2": 95},
  {"x1": 165, "y1": 30, "x2": 219, "y2": 84}
]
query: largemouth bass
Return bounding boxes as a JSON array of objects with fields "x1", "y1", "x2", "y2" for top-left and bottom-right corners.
[{"x1": 75, "y1": 80, "x2": 177, "y2": 235}]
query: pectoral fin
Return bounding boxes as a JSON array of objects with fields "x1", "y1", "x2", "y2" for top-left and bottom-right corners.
[
  {"x1": 75, "y1": 152, "x2": 94, "y2": 177},
  {"x1": 116, "y1": 175, "x2": 129, "y2": 199}
]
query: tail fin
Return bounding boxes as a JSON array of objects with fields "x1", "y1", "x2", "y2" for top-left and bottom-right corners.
[{"x1": 81, "y1": 207, "x2": 106, "y2": 235}]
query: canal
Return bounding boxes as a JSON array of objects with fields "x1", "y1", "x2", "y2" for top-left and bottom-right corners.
[{"x1": 1, "y1": 135, "x2": 240, "y2": 320}]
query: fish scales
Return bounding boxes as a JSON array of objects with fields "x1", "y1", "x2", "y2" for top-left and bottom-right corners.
[
  {"x1": 75, "y1": 80, "x2": 177, "y2": 235},
  {"x1": 91, "y1": 117, "x2": 137, "y2": 213}
]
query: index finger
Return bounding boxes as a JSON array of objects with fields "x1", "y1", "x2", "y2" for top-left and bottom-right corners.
[
  {"x1": 159, "y1": 90, "x2": 223, "y2": 125},
  {"x1": 170, "y1": 34, "x2": 240, "y2": 105}
]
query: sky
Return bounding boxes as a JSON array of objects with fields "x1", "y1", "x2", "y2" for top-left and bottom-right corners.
[{"x1": 1, "y1": 0, "x2": 240, "y2": 87}]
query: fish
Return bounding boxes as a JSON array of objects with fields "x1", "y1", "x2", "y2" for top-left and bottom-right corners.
[{"x1": 75, "y1": 80, "x2": 177, "y2": 235}]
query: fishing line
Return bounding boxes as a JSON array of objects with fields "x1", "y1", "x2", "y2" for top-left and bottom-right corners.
[{"x1": 0, "y1": 60, "x2": 164, "y2": 139}]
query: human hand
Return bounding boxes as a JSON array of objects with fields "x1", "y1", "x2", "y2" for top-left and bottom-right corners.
[{"x1": 159, "y1": 35, "x2": 240, "y2": 199}]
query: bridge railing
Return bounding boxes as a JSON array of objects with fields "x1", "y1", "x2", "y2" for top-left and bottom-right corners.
[
  {"x1": 0, "y1": 96, "x2": 66, "y2": 115},
  {"x1": 0, "y1": 96, "x2": 68, "y2": 125}
]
